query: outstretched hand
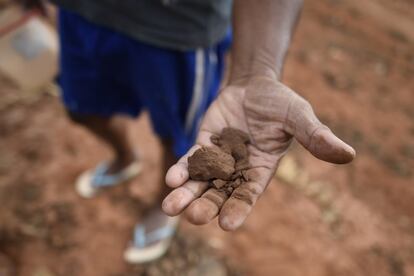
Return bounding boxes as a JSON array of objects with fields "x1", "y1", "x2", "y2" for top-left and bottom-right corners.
[{"x1": 162, "y1": 76, "x2": 355, "y2": 231}]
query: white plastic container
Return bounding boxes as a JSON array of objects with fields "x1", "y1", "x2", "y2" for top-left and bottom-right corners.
[{"x1": 0, "y1": 5, "x2": 58, "y2": 91}]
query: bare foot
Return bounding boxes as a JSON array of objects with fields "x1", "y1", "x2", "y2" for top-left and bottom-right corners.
[{"x1": 140, "y1": 208, "x2": 173, "y2": 242}]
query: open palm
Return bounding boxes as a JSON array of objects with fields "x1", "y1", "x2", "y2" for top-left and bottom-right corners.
[{"x1": 162, "y1": 76, "x2": 355, "y2": 231}]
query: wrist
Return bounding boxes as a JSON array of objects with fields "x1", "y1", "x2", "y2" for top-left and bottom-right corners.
[
  {"x1": 229, "y1": 61, "x2": 281, "y2": 86},
  {"x1": 228, "y1": 45, "x2": 285, "y2": 85}
]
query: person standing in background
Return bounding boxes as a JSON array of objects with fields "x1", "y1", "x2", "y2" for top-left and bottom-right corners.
[{"x1": 20, "y1": 0, "x2": 355, "y2": 263}]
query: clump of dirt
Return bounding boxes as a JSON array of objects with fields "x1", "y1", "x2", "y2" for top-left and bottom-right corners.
[
  {"x1": 188, "y1": 128, "x2": 250, "y2": 196},
  {"x1": 188, "y1": 147, "x2": 235, "y2": 181}
]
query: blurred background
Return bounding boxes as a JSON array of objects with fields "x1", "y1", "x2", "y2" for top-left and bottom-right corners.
[{"x1": 0, "y1": 0, "x2": 413, "y2": 275}]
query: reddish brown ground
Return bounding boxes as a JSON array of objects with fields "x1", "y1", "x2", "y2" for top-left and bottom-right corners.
[{"x1": 1, "y1": 0, "x2": 414, "y2": 275}]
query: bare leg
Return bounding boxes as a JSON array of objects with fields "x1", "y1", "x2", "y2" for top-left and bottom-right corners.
[
  {"x1": 123, "y1": 139, "x2": 179, "y2": 263},
  {"x1": 158, "y1": 139, "x2": 177, "y2": 204},
  {"x1": 68, "y1": 111, "x2": 135, "y2": 173},
  {"x1": 140, "y1": 139, "x2": 178, "y2": 232}
]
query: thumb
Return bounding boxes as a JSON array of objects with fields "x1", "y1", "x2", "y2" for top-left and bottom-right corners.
[{"x1": 285, "y1": 96, "x2": 355, "y2": 164}]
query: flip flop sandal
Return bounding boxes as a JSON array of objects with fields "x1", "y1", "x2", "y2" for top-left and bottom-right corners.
[
  {"x1": 124, "y1": 216, "x2": 180, "y2": 264},
  {"x1": 75, "y1": 158, "x2": 142, "y2": 198}
]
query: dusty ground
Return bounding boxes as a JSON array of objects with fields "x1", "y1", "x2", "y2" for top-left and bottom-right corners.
[{"x1": 1, "y1": 0, "x2": 414, "y2": 275}]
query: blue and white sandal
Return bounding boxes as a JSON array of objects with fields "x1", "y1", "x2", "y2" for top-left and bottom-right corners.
[
  {"x1": 75, "y1": 159, "x2": 142, "y2": 198},
  {"x1": 124, "y1": 216, "x2": 179, "y2": 264}
]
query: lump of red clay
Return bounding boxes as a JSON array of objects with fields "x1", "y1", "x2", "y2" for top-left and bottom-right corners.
[
  {"x1": 211, "y1": 128, "x2": 250, "y2": 171},
  {"x1": 188, "y1": 127, "x2": 251, "y2": 196},
  {"x1": 212, "y1": 179, "x2": 227, "y2": 189},
  {"x1": 188, "y1": 147, "x2": 235, "y2": 181}
]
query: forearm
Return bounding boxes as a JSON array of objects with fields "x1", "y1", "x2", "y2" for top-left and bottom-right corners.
[{"x1": 229, "y1": 0, "x2": 303, "y2": 84}]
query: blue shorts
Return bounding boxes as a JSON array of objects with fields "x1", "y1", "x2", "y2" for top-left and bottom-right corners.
[{"x1": 58, "y1": 9, "x2": 231, "y2": 157}]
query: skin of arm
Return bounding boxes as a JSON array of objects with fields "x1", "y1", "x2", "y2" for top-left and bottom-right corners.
[{"x1": 229, "y1": 0, "x2": 303, "y2": 83}]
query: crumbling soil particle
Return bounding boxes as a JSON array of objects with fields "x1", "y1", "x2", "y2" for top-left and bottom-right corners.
[
  {"x1": 188, "y1": 128, "x2": 251, "y2": 196},
  {"x1": 212, "y1": 179, "x2": 227, "y2": 189},
  {"x1": 188, "y1": 147, "x2": 235, "y2": 181}
]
